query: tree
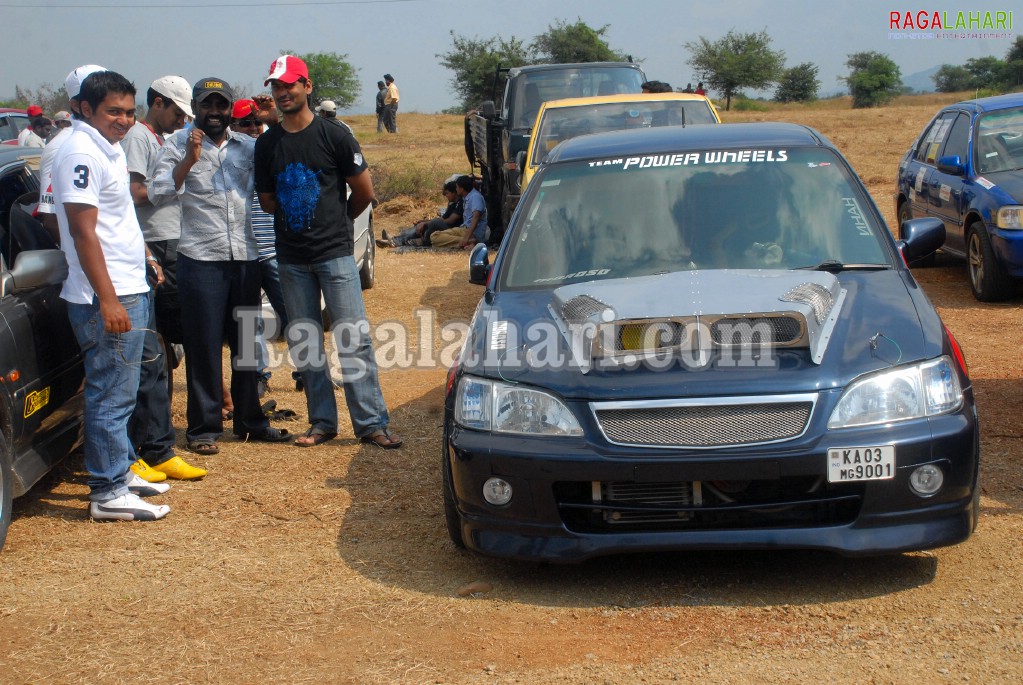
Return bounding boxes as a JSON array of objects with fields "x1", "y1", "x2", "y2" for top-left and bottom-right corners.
[
  {"x1": 438, "y1": 32, "x2": 531, "y2": 111},
  {"x1": 285, "y1": 50, "x2": 359, "y2": 110},
  {"x1": 531, "y1": 19, "x2": 627, "y2": 64},
  {"x1": 685, "y1": 30, "x2": 785, "y2": 110},
  {"x1": 1004, "y1": 36, "x2": 1023, "y2": 89},
  {"x1": 933, "y1": 64, "x2": 972, "y2": 92},
  {"x1": 774, "y1": 63, "x2": 820, "y2": 103},
  {"x1": 843, "y1": 51, "x2": 902, "y2": 108},
  {"x1": 6, "y1": 83, "x2": 69, "y2": 115},
  {"x1": 964, "y1": 56, "x2": 1005, "y2": 90}
]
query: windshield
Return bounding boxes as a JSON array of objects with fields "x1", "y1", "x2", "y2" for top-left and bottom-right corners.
[
  {"x1": 500, "y1": 147, "x2": 891, "y2": 289},
  {"x1": 530, "y1": 100, "x2": 717, "y2": 169},
  {"x1": 975, "y1": 106, "x2": 1023, "y2": 173},
  {"x1": 508, "y1": 67, "x2": 645, "y2": 129}
]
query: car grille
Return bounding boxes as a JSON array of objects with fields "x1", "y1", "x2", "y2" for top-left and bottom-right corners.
[
  {"x1": 709, "y1": 316, "x2": 803, "y2": 346},
  {"x1": 593, "y1": 398, "x2": 814, "y2": 448}
]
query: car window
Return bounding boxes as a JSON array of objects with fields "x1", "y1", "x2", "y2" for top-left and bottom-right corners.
[
  {"x1": 939, "y1": 113, "x2": 971, "y2": 163},
  {"x1": 510, "y1": 68, "x2": 645, "y2": 129},
  {"x1": 501, "y1": 147, "x2": 890, "y2": 289},
  {"x1": 915, "y1": 113, "x2": 955, "y2": 165},
  {"x1": 975, "y1": 106, "x2": 1023, "y2": 174},
  {"x1": 530, "y1": 101, "x2": 718, "y2": 169}
]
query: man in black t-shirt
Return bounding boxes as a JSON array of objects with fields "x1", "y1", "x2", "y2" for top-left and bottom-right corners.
[{"x1": 255, "y1": 54, "x2": 401, "y2": 449}]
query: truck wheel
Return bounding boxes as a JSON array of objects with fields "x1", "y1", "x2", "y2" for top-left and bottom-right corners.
[
  {"x1": 898, "y1": 201, "x2": 935, "y2": 267},
  {"x1": 442, "y1": 429, "x2": 466, "y2": 549},
  {"x1": 0, "y1": 441, "x2": 13, "y2": 552},
  {"x1": 967, "y1": 222, "x2": 1013, "y2": 301}
]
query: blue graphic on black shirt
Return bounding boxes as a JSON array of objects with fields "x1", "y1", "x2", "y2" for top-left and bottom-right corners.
[{"x1": 277, "y1": 163, "x2": 320, "y2": 231}]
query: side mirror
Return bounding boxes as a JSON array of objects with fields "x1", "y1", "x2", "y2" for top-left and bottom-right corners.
[
  {"x1": 936, "y1": 155, "x2": 964, "y2": 176},
  {"x1": 481, "y1": 101, "x2": 497, "y2": 120},
  {"x1": 515, "y1": 150, "x2": 526, "y2": 172},
  {"x1": 897, "y1": 218, "x2": 945, "y2": 263},
  {"x1": 1, "y1": 249, "x2": 68, "y2": 297},
  {"x1": 468, "y1": 243, "x2": 491, "y2": 286}
]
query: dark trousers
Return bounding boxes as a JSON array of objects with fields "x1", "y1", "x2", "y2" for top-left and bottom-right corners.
[
  {"x1": 127, "y1": 294, "x2": 176, "y2": 465},
  {"x1": 177, "y1": 254, "x2": 269, "y2": 443}
]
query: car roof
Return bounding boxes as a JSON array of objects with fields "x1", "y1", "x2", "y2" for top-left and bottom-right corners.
[
  {"x1": 539, "y1": 92, "x2": 716, "y2": 111},
  {"x1": 0, "y1": 145, "x2": 41, "y2": 167},
  {"x1": 545, "y1": 122, "x2": 831, "y2": 164},
  {"x1": 507, "y1": 62, "x2": 644, "y2": 77},
  {"x1": 948, "y1": 92, "x2": 1023, "y2": 112},
  {"x1": 0, "y1": 108, "x2": 28, "y2": 115}
]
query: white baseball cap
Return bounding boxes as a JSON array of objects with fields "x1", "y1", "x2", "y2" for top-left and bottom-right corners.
[
  {"x1": 316, "y1": 100, "x2": 337, "y2": 113},
  {"x1": 65, "y1": 64, "x2": 107, "y2": 99},
  {"x1": 150, "y1": 75, "x2": 195, "y2": 118}
]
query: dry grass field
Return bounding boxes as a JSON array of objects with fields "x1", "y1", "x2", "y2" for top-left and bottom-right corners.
[{"x1": 1, "y1": 93, "x2": 1022, "y2": 684}]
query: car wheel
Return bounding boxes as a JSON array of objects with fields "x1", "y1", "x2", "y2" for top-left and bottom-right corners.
[
  {"x1": 441, "y1": 429, "x2": 466, "y2": 549},
  {"x1": 359, "y1": 230, "x2": 375, "y2": 290},
  {"x1": 967, "y1": 222, "x2": 1013, "y2": 301},
  {"x1": 0, "y1": 442, "x2": 13, "y2": 552},
  {"x1": 898, "y1": 201, "x2": 935, "y2": 267}
]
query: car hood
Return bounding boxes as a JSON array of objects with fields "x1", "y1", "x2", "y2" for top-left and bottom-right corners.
[
  {"x1": 465, "y1": 269, "x2": 943, "y2": 401},
  {"x1": 979, "y1": 169, "x2": 1023, "y2": 203}
]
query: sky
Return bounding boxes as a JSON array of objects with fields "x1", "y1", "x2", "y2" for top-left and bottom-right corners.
[{"x1": 2, "y1": 0, "x2": 1018, "y2": 114}]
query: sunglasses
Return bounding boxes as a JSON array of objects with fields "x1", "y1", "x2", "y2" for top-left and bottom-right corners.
[{"x1": 234, "y1": 118, "x2": 259, "y2": 127}]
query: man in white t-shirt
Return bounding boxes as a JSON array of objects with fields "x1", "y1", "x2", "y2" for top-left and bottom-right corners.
[
  {"x1": 52, "y1": 68, "x2": 171, "y2": 522},
  {"x1": 16, "y1": 104, "x2": 43, "y2": 145}
]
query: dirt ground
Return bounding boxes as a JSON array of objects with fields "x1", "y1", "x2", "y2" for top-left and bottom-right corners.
[{"x1": 1, "y1": 105, "x2": 1022, "y2": 684}]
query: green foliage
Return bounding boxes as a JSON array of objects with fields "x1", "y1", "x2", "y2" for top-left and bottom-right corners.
[
  {"x1": 438, "y1": 32, "x2": 531, "y2": 111},
  {"x1": 964, "y1": 56, "x2": 1005, "y2": 90},
  {"x1": 372, "y1": 159, "x2": 449, "y2": 203},
  {"x1": 732, "y1": 97, "x2": 770, "y2": 112},
  {"x1": 286, "y1": 50, "x2": 360, "y2": 110},
  {"x1": 8, "y1": 83, "x2": 69, "y2": 115},
  {"x1": 685, "y1": 30, "x2": 785, "y2": 111},
  {"x1": 930, "y1": 39, "x2": 1023, "y2": 93},
  {"x1": 531, "y1": 19, "x2": 627, "y2": 64},
  {"x1": 933, "y1": 64, "x2": 973, "y2": 92},
  {"x1": 843, "y1": 51, "x2": 902, "y2": 108},
  {"x1": 774, "y1": 63, "x2": 820, "y2": 103}
]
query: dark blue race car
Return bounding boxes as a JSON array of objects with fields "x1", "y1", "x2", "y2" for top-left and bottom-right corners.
[
  {"x1": 896, "y1": 93, "x2": 1023, "y2": 301},
  {"x1": 443, "y1": 123, "x2": 979, "y2": 562}
]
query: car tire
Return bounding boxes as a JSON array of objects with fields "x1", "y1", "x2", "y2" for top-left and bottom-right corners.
[
  {"x1": 441, "y1": 430, "x2": 466, "y2": 549},
  {"x1": 359, "y1": 230, "x2": 375, "y2": 290},
  {"x1": 898, "y1": 201, "x2": 935, "y2": 267},
  {"x1": 967, "y1": 222, "x2": 1013, "y2": 302},
  {"x1": 0, "y1": 441, "x2": 13, "y2": 552}
]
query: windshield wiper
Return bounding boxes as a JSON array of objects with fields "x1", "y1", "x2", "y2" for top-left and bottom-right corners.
[{"x1": 795, "y1": 260, "x2": 890, "y2": 272}]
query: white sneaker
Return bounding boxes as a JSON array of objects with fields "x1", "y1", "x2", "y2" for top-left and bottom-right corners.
[
  {"x1": 90, "y1": 493, "x2": 170, "y2": 521},
  {"x1": 126, "y1": 471, "x2": 171, "y2": 497}
]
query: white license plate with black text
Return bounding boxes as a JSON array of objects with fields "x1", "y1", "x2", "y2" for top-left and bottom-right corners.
[{"x1": 827, "y1": 445, "x2": 895, "y2": 483}]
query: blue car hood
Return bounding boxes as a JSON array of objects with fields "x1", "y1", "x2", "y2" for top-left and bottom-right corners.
[
  {"x1": 464, "y1": 269, "x2": 945, "y2": 401},
  {"x1": 980, "y1": 169, "x2": 1023, "y2": 203}
]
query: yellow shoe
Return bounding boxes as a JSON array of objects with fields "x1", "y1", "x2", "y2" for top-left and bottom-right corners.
[
  {"x1": 152, "y1": 456, "x2": 207, "y2": 480},
  {"x1": 131, "y1": 458, "x2": 168, "y2": 483}
]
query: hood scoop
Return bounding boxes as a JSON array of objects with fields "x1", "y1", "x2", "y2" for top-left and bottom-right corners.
[{"x1": 549, "y1": 270, "x2": 846, "y2": 370}]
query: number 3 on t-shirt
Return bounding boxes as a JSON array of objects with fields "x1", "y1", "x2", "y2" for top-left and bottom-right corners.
[{"x1": 73, "y1": 164, "x2": 90, "y2": 189}]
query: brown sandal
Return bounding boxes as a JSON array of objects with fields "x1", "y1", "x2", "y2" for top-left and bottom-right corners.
[{"x1": 360, "y1": 428, "x2": 403, "y2": 450}]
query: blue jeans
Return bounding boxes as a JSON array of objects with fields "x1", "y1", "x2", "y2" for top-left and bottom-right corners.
[
  {"x1": 67, "y1": 292, "x2": 150, "y2": 501},
  {"x1": 128, "y1": 292, "x2": 176, "y2": 465},
  {"x1": 278, "y1": 256, "x2": 389, "y2": 437}
]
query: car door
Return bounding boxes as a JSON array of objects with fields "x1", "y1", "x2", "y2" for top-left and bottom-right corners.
[
  {"x1": 926, "y1": 110, "x2": 973, "y2": 255},
  {"x1": 909, "y1": 112, "x2": 957, "y2": 219}
]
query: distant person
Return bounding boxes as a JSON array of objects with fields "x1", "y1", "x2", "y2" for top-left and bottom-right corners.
[
  {"x1": 683, "y1": 83, "x2": 694, "y2": 93},
  {"x1": 316, "y1": 99, "x2": 339, "y2": 122},
  {"x1": 21, "y1": 117, "x2": 52, "y2": 147},
  {"x1": 377, "y1": 180, "x2": 463, "y2": 247},
  {"x1": 695, "y1": 82, "x2": 706, "y2": 96},
  {"x1": 383, "y1": 73, "x2": 399, "y2": 133},
  {"x1": 375, "y1": 80, "x2": 386, "y2": 133},
  {"x1": 641, "y1": 81, "x2": 673, "y2": 94},
  {"x1": 17, "y1": 105, "x2": 44, "y2": 145},
  {"x1": 429, "y1": 175, "x2": 488, "y2": 250},
  {"x1": 51, "y1": 110, "x2": 72, "y2": 132}
]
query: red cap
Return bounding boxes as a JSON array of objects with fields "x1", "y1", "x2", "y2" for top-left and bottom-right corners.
[
  {"x1": 264, "y1": 55, "x2": 308, "y2": 86},
  {"x1": 232, "y1": 99, "x2": 257, "y2": 119},
  {"x1": 26, "y1": 105, "x2": 43, "y2": 117}
]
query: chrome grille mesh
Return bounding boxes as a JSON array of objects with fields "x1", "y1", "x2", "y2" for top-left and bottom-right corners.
[
  {"x1": 595, "y1": 401, "x2": 813, "y2": 447},
  {"x1": 782, "y1": 283, "x2": 835, "y2": 325},
  {"x1": 559, "y1": 294, "x2": 611, "y2": 322},
  {"x1": 710, "y1": 316, "x2": 803, "y2": 345}
]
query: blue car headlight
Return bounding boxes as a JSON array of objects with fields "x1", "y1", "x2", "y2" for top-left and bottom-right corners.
[
  {"x1": 455, "y1": 376, "x2": 583, "y2": 437},
  {"x1": 827, "y1": 356, "x2": 963, "y2": 429},
  {"x1": 996, "y1": 206, "x2": 1023, "y2": 230}
]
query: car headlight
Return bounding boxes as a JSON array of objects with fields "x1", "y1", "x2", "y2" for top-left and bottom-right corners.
[
  {"x1": 455, "y1": 376, "x2": 583, "y2": 436},
  {"x1": 827, "y1": 356, "x2": 963, "y2": 429},
  {"x1": 996, "y1": 206, "x2": 1023, "y2": 229}
]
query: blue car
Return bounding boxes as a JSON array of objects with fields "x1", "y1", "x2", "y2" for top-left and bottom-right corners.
[
  {"x1": 896, "y1": 93, "x2": 1023, "y2": 301},
  {"x1": 443, "y1": 123, "x2": 979, "y2": 562}
]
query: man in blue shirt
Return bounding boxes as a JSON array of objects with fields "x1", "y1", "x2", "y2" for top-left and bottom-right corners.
[{"x1": 430, "y1": 175, "x2": 488, "y2": 250}]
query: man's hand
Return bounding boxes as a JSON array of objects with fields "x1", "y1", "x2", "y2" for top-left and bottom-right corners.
[
  {"x1": 99, "y1": 297, "x2": 132, "y2": 333},
  {"x1": 184, "y1": 127, "x2": 204, "y2": 165},
  {"x1": 253, "y1": 95, "x2": 279, "y2": 125}
]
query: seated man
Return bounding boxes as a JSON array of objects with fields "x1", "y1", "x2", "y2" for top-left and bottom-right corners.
[
  {"x1": 378, "y1": 180, "x2": 463, "y2": 247},
  {"x1": 429, "y1": 175, "x2": 488, "y2": 250}
]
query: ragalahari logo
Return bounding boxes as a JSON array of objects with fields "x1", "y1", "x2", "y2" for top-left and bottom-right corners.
[{"x1": 889, "y1": 9, "x2": 1014, "y2": 40}]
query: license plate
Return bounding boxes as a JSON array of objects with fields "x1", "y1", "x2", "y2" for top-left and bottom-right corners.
[{"x1": 827, "y1": 445, "x2": 895, "y2": 483}]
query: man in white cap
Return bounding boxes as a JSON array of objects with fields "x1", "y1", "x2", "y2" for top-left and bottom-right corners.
[
  {"x1": 37, "y1": 64, "x2": 106, "y2": 243},
  {"x1": 121, "y1": 75, "x2": 207, "y2": 482}
]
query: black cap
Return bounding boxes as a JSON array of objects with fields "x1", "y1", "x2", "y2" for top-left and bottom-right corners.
[{"x1": 192, "y1": 77, "x2": 233, "y2": 104}]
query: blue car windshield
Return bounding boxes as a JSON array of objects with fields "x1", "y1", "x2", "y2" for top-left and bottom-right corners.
[
  {"x1": 975, "y1": 106, "x2": 1023, "y2": 174},
  {"x1": 501, "y1": 147, "x2": 891, "y2": 289}
]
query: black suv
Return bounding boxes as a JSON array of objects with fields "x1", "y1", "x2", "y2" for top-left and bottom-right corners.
[{"x1": 0, "y1": 147, "x2": 84, "y2": 551}]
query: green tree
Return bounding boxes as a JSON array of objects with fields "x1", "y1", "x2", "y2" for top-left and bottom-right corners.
[
  {"x1": 843, "y1": 51, "x2": 902, "y2": 108},
  {"x1": 773, "y1": 63, "x2": 820, "y2": 103},
  {"x1": 685, "y1": 30, "x2": 785, "y2": 110},
  {"x1": 438, "y1": 32, "x2": 531, "y2": 111},
  {"x1": 7, "y1": 83, "x2": 69, "y2": 115},
  {"x1": 1004, "y1": 36, "x2": 1023, "y2": 88},
  {"x1": 933, "y1": 64, "x2": 972, "y2": 92},
  {"x1": 531, "y1": 19, "x2": 627, "y2": 64},
  {"x1": 285, "y1": 50, "x2": 360, "y2": 110},
  {"x1": 964, "y1": 56, "x2": 1005, "y2": 90}
]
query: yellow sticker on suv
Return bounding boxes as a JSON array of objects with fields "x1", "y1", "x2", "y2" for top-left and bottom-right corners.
[{"x1": 24, "y1": 387, "x2": 50, "y2": 418}]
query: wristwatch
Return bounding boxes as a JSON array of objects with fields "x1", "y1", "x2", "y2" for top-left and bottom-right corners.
[{"x1": 146, "y1": 256, "x2": 159, "y2": 266}]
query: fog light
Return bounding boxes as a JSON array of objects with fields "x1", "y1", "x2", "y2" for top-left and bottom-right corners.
[
  {"x1": 909, "y1": 464, "x2": 944, "y2": 497},
  {"x1": 483, "y1": 478, "x2": 513, "y2": 506}
]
